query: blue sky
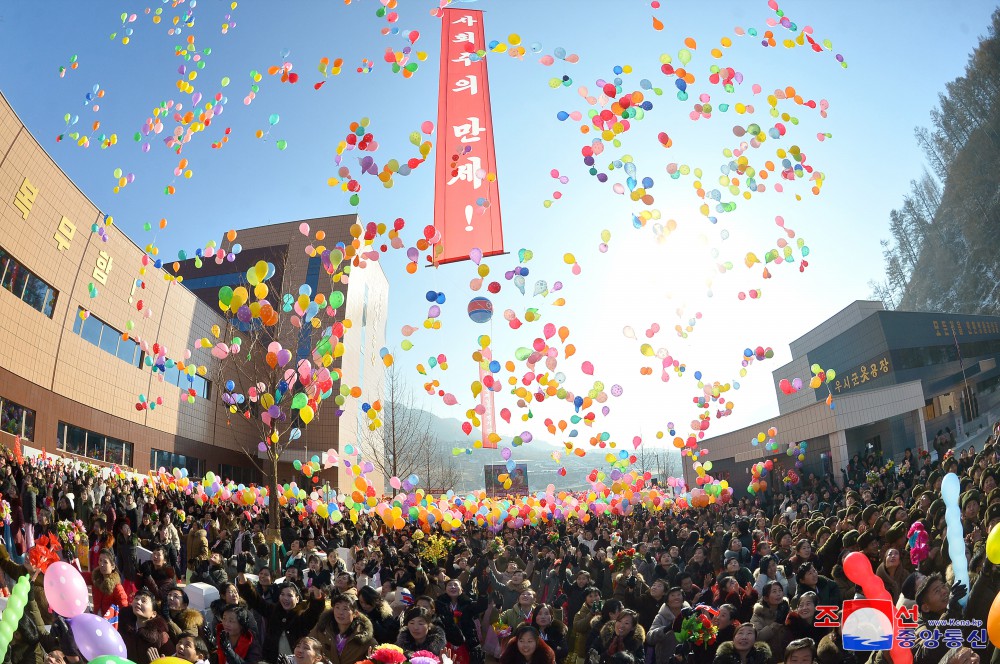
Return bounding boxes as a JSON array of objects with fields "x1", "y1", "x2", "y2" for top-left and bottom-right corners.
[{"x1": 0, "y1": 1, "x2": 995, "y2": 478}]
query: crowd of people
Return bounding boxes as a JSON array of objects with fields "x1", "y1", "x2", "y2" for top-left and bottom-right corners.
[{"x1": 0, "y1": 431, "x2": 994, "y2": 664}]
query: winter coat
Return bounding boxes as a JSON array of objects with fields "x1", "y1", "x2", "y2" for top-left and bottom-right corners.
[
  {"x1": 310, "y1": 613, "x2": 377, "y2": 664},
  {"x1": 752, "y1": 570, "x2": 789, "y2": 598},
  {"x1": 499, "y1": 638, "x2": 557, "y2": 664},
  {"x1": 749, "y1": 603, "x2": 787, "y2": 663},
  {"x1": 165, "y1": 608, "x2": 205, "y2": 639},
  {"x1": 570, "y1": 604, "x2": 596, "y2": 657},
  {"x1": 816, "y1": 631, "x2": 857, "y2": 664},
  {"x1": 691, "y1": 624, "x2": 734, "y2": 664},
  {"x1": 188, "y1": 528, "x2": 210, "y2": 566},
  {"x1": 397, "y1": 624, "x2": 448, "y2": 656},
  {"x1": 212, "y1": 621, "x2": 262, "y2": 664},
  {"x1": 592, "y1": 621, "x2": 646, "y2": 664},
  {"x1": 364, "y1": 601, "x2": 401, "y2": 645},
  {"x1": 633, "y1": 590, "x2": 665, "y2": 631},
  {"x1": 712, "y1": 640, "x2": 772, "y2": 664},
  {"x1": 120, "y1": 608, "x2": 174, "y2": 664},
  {"x1": 237, "y1": 579, "x2": 325, "y2": 664},
  {"x1": 538, "y1": 621, "x2": 569, "y2": 664},
  {"x1": 647, "y1": 602, "x2": 686, "y2": 664},
  {"x1": 92, "y1": 569, "x2": 129, "y2": 616},
  {"x1": 784, "y1": 611, "x2": 830, "y2": 649},
  {"x1": 436, "y1": 594, "x2": 487, "y2": 664},
  {"x1": 875, "y1": 563, "x2": 907, "y2": 603},
  {"x1": 794, "y1": 574, "x2": 841, "y2": 608}
]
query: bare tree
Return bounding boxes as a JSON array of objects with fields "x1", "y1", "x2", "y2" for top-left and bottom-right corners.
[
  {"x1": 206, "y1": 253, "x2": 345, "y2": 559},
  {"x1": 363, "y1": 359, "x2": 437, "y2": 490}
]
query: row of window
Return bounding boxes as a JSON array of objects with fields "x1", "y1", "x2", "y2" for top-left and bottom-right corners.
[
  {"x1": 221, "y1": 463, "x2": 258, "y2": 485},
  {"x1": 158, "y1": 365, "x2": 211, "y2": 399},
  {"x1": 151, "y1": 449, "x2": 205, "y2": 478},
  {"x1": 894, "y1": 338, "x2": 1000, "y2": 371},
  {"x1": 72, "y1": 308, "x2": 212, "y2": 398},
  {"x1": 1, "y1": 396, "x2": 35, "y2": 441},
  {"x1": 72, "y1": 308, "x2": 142, "y2": 367},
  {"x1": 57, "y1": 421, "x2": 134, "y2": 467},
  {"x1": 0, "y1": 247, "x2": 58, "y2": 318}
]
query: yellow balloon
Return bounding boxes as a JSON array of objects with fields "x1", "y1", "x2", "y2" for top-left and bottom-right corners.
[{"x1": 300, "y1": 405, "x2": 314, "y2": 424}]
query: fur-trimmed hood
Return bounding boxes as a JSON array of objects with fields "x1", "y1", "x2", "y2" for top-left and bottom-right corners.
[
  {"x1": 175, "y1": 609, "x2": 204, "y2": 636},
  {"x1": 714, "y1": 640, "x2": 772, "y2": 663},
  {"x1": 92, "y1": 569, "x2": 122, "y2": 595},
  {"x1": 598, "y1": 620, "x2": 646, "y2": 647},
  {"x1": 315, "y1": 611, "x2": 374, "y2": 642}
]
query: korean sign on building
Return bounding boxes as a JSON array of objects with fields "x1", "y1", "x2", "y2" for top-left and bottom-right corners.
[{"x1": 432, "y1": 8, "x2": 505, "y2": 264}]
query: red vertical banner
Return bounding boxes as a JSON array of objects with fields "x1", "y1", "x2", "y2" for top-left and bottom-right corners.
[
  {"x1": 479, "y1": 356, "x2": 497, "y2": 448},
  {"x1": 433, "y1": 8, "x2": 504, "y2": 265}
]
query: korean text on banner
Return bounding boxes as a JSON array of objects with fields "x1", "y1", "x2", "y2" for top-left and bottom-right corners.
[
  {"x1": 432, "y1": 8, "x2": 504, "y2": 265},
  {"x1": 479, "y1": 357, "x2": 497, "y2": 448}
]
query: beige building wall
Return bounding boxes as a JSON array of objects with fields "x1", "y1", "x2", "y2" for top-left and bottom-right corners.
[{"x1": 0, "y1": 91, "x2": 388, "y2": 494}]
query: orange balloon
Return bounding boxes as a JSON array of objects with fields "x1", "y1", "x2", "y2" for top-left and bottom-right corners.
[{"x1": 989, "y1": 590, "x2": 1000, "y2": 647}]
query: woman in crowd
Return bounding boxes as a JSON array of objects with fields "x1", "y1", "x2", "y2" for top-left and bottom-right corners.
[
  {"x1": 500, "y1": 625, "x2": 556, "y2": 664},
  {"x1": 121, "y1": 589, "x2": 173, "y2": 664},
  {"x1": 875, "y1": 548, "x2": 907, "y2": 603},
  {"x1": 783, "y1": 593, "x2": 828, "y2": 647},
  {"x1": 752, "y1": 556, "x2": 789, "y2": 597},
  {"x1": 397, "y1": 606, "x2": 447, "y2": 656},
  {"x1": 209, "y1": 604, "x2": 262, "y2": 664},
  {"x1": 91, "y1": 548, "x2": 129, "y2": 617},
  {"x1": 713, "y1": 624, "x2": 771, "y2": 664},
  {"x1": 435, "y1": 578, "x2": 487, "y2": 664},
  {"x1": 749, "y1": 582, "x2": 788, "y2": 663},
  {"x1": 237, "y1": 574, "x2": 326, "y2": 664},
  {"x1": 590, "y1": 608, "x2": 645, "y2": 664},
  {"x1": 529, "y1": 603, "x2": 568, "y2": 664},
  {"x1": 359, "y1": 585, "x2": 400, "y2": 645},
  {"x1": 310, "y1": 594, "x2": 377, "y2": 664}
]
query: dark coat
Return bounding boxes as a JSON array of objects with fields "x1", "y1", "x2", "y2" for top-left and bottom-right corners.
[
  {"x1": 436, "y1": 593, "x2": 488, "y2": 661},
  {"x1": 712, "y1": 640, "x2": 772, "y2": 664},
  {"x1": 397, "y1": 623, "x2": 448, "y2": 656},
  {"x1": 593, "y1": 621, "x2": 646, "y2": 664},
  {"x1": 237, "y1": 580, "x2": 325, "y2": 664},
  {"x1": 537, "y1": 620, "x2": 569, "y2": 664},
  {"x1": 364, "y1": 601, "x2": 400, "y2": 645},
  {"x1": 120, "y1": 608, "x2": 174, "y2": 664},
  {"x1": 784, "y1": 612, "x2": 830, "y2": 648}
]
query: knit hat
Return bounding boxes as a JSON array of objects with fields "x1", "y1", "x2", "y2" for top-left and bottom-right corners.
[{"x1": 842, "y1": 530, "x2": 860, "y2": 549}]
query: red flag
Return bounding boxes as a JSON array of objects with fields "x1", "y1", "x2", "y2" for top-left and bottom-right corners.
[{"x1": 432, "y1": 8, "x2": 504, "y2": 264}]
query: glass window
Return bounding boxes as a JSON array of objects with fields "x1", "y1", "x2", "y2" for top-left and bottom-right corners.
[
  {"x1": 67, "y1": 425, "x2": 86, "y2": 456},
  {"x1": 0, "y1": 252, "x2": 8, "y2": 284},
  {"x1": 99, "y1": 325, "x2": 120, "y2": 357},
  {"x1": 22, "y1": 408, "x2": 34, "y2": 441},
  {"x1": 123, "y1": 443, "x2": 133, "y2": 468},
  {"x1": 22, "y1": 276, "x2": 48, "y2": 312},
  {"x1": 162, "y1": 365, "x2": 179, "y2": 387},
  {"x1": 117, "y1": 338, "x2": 138, "y2": 366},
  {"x1": 42, "y1": 288, "x2": 57, "y2": 318},
  {"x1": 3, "y1": 262, "x2": 27, "y2": 298},
  {"x1": 80, "y1": 315, "x2": 103, "y2": 346},
  {"x1": 57, "y1": 423, "x2": 66, "y2": 451},
  {"x1": 106, "y1": 438, "x2": 125, "y2": 465},
  {"x1": 86, "y1": 433, "x2": 105, "y2": 461}
]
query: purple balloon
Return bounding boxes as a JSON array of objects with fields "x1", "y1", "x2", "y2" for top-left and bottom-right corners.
[
  {"x1": 428, "y1": 305, "x2": 441, "y2": 318},
  {"x1": 70, "y1": 614, "x2": 127, "y2": 661},
  {"x1": 267, "y1": 405, "x2": 281, "y2": 418},
  {"x1": 521, "y1": 432, "x2": 533, "y2": 444}
]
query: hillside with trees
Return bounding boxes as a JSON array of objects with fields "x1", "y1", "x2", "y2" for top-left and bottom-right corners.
[{"x1": 871, "y1": 9, "x2": 1000, "y2": 313}]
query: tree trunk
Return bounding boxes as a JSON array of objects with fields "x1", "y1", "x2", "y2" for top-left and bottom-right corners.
[{"x1": 266, "y1": 454, "x2": 281, "y2": 571}]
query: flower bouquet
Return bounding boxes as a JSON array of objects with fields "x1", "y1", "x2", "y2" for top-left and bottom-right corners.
[
  {"x1": 370, "y1": 645, "x2": 407, "y2": 664},
  {"x1": 675, "y1": 612, "x2": 718, "y2": 648},
  {"x1": 612, "y1": 548, "x2": 636, "y2": 572},
  {"x1": 486, "y1": 536, "x2": 505, "y2": 558},
  {"x1": 492, "y1": 616, "x2": 512, "y2": 639},
  {"x1": 56, "y1": 520, "x2": 88, "y2": 547},
  {"x1": 420, "y1": 534, "x2": 455, "y2": 565},
  {"x1": 409, "y1": 651, "x2": 441, "y2": 664},
  {"x1": 0, "y1": 500, "x2": 11, "y2": 526}
]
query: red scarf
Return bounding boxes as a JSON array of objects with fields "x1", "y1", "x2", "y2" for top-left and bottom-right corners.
[{"x1": 216, "y1": 624, "x2": 253, "y2": 664}]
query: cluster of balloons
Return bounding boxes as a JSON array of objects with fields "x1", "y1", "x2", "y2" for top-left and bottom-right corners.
[
  {"x1": 751, "y1": 426, "x2": 780, "y2": 452},
  {"x1": 748, "y1": 459, "x2": 774, "y2": 494},
  {"x1": 327, "y1": 118, "x2": 433, "y2": 206}
]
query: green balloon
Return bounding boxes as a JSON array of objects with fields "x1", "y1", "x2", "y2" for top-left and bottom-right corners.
[
  {"x1": 329, "y1": 291, "x2": 345, "y2": 309},
  {"x1": 218, "y1": 286, "x2": 234, "y2": 307},
  {"x1": 291, "y1": 393, "x2": 308, "y2": 410},
  {"x1": 514, "y1": 347, "x2": 532, "y2": 361}
]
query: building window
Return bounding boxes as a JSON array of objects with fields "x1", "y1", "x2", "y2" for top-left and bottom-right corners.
[
  {"x1": 73, "y1": 308, "x2": 142, "y2": 367},
  {"x1": 151, "y1": 449, "x2": 205, "y2": 478},
  {"x1": 154, "y1": 364, "x2": 211, "y2": 399},
  {"x1": 56, "y1": 422, "x2": 134, "y2": 467},
  {"x1": 0, "y1": 247, "x2": 58, "y2": 318},
  {"x1": 0, "y1": 396, "x2": 35, "y2": 441},
  {"x1": 220, "y1": 463, "x2": 257, "y2": 485}
]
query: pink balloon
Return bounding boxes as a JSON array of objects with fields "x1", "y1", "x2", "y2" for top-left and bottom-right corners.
[
  {"x1": 581, "y1": 361, "x2": 594, "y2": 375},
  {"x1": 390, "y1": 476, "x2": 402, "y2": 490},
  {"x1": 43, "y1": 562, "x2": 89, "y2": 618}
]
